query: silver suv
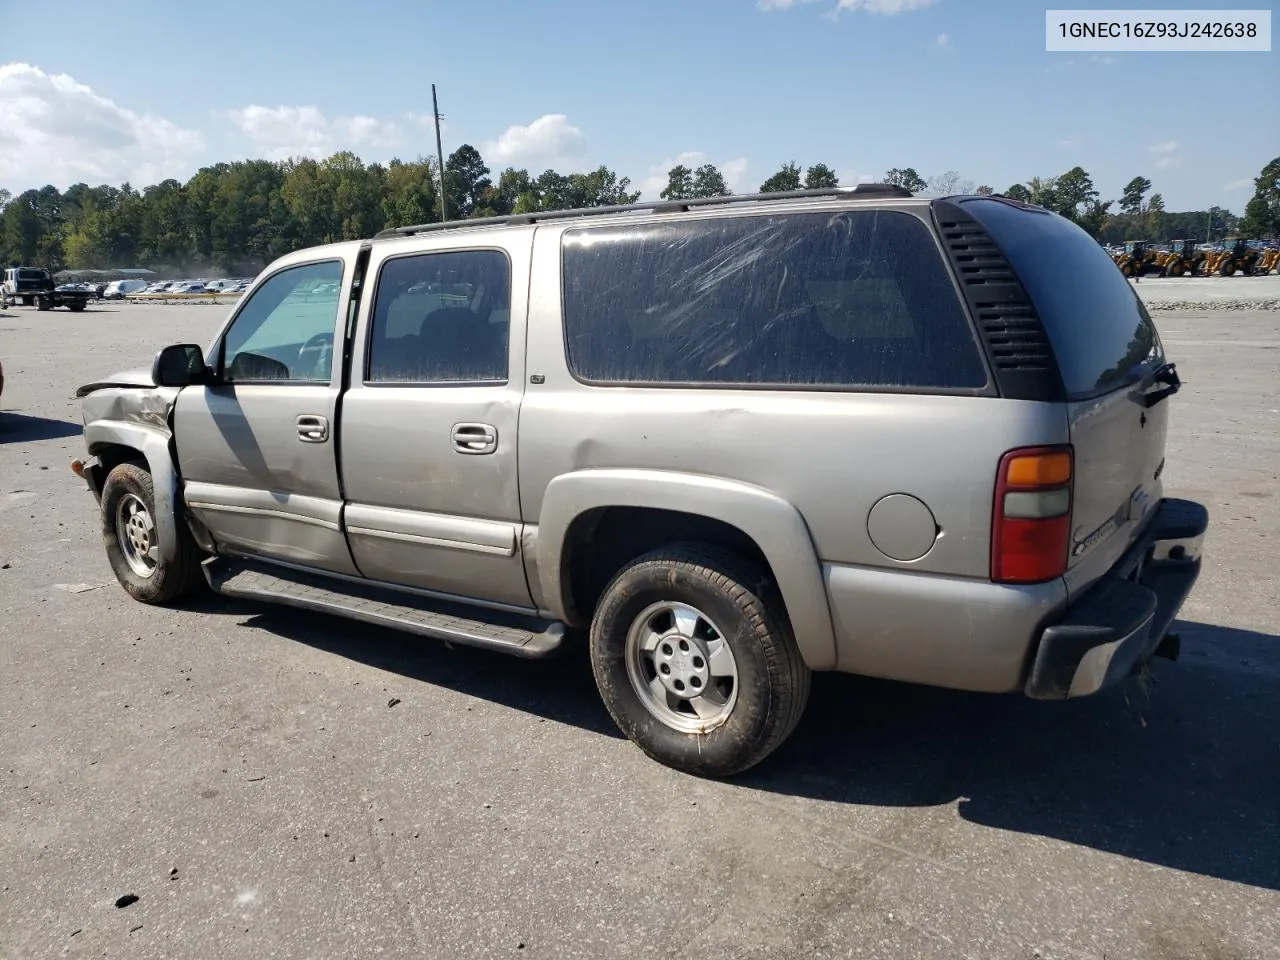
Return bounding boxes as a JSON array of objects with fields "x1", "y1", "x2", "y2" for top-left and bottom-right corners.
[{"x1": 74, "y1": 187, "x2": 1208, "y2": 776}]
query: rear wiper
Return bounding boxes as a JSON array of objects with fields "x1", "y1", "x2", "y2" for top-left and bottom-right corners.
[{"x1": 1142, "y1": 362, "x2": 1181, "y2": 408}]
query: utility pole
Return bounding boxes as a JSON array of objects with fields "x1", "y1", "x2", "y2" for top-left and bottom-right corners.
[{"x1": 432, "y1": 84, "x2": 449, "y2": 222}]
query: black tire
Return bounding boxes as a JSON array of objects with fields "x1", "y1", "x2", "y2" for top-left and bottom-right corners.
[
  {"x1": 20, "y1": 295, "x2": 33, "y2": 307},
  {"x1": 589, "y1": 543, "x2": 810, "y2": 777},
  {"x1": 68, "y1": 301, "x2": 86, "y2": 312},
  {"x1": 35, "y1": 296, "x2": 51, "y2": 311},
  {"x1": 1219, "y1": 259, "x2": 1235, "y2": 277},
  {"x1": 101, "y1": 462, "x2": 205, "y2": 604}
]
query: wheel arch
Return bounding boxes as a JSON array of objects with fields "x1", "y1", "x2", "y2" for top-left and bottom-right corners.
[
  {"x1": 535, "y1": 469, "x2": 838, "y2": 670},
  {"x1": 85, "y1": 420, "x2": 182, "y2": 564}
]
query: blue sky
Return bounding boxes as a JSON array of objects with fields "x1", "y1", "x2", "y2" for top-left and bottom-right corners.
[{"x1": 3, "y1": 0, "x2": 1276, "y2": 211}]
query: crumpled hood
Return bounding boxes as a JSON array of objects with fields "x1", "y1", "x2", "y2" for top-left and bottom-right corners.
[{"x1": 75, "y1": 367, "x2": 154, "y2": 398}]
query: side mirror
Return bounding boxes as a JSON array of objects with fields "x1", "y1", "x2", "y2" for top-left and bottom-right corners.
[{"x1": 152, "y1": 343, "x2": 208, "y2": 387}]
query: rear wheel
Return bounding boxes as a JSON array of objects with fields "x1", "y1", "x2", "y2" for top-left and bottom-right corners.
[
  {"x1": 35, "y1": 296, "x2": 51, "y2": 311},
  {"x1": 1166, "y1": 262, "x2": 1184, "y2": 278},
  {"x1": 589, "y1": 544, "x2": 810, "y2": 777},
  {"x1": 101, "y1": 462, "x2": 205, "y2": 604},
  {"x1": 20, "y1": 295, "x2": 33, "y2": 307},
  {"x1": 68, "y1": 301, "x2": 86, "y2": 312},
  {"x1": 1219, "y1": 259, "x2": 1236, "y2": 276}
]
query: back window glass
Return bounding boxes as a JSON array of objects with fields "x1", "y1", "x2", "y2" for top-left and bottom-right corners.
[
  {"x1": 18, "y1": 269, "x2": 47, "y2": 281},
  {"x1": 966, "y1": 199, "x2": 1164, "y2": 400},
  {"x1": 561, "y1": 210, "x2": 988, "y2": 390}
]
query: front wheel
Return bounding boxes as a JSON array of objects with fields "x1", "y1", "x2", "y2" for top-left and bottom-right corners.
[
  {"x1": 101, "y1": 462, "x2": 205, "y2": 604},
  {"x1": 589, "y1": 544, "x2": 810, "y2": 777},
  {"x1": 20, "y1": 295, "x2": 33, "y2": 307},
  {"x1": 68, "y1": 301, "x2": 86, "y2": 312}
]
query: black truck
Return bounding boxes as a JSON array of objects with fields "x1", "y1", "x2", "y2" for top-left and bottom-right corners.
[{"x1": 2, "y1": 267, "x2": 92, "y2": 311}]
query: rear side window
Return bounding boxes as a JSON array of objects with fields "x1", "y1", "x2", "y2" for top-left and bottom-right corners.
[
  {"x1": 966, "y1": 199, "x2": 1164, "y2": 400},
  {"x1": 366, "y1": 250, "x2": 510, "y2": 383},
  {"x1": 562, "y1": 210, "x2": 988, "y2": 390}
]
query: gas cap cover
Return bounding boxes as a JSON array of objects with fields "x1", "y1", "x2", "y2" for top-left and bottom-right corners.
[{"x1": 866, "y1": 493, "x2": 939, "y2": 562}]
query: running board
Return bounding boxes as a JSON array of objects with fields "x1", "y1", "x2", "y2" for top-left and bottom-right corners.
[{"x1": 203, "y1": 557, "x2": 566, "y2": 658}]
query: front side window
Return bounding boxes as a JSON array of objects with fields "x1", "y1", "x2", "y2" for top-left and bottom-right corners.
[
  {"x1": 366, "y1": 250, "x2": 510, "y2": 383},
  {"x1": 221, "y1": 260, "x2": 344, "y2": 382},
  {"x1": 561, "y1": 211, "x2": 988, "y2": 390}
]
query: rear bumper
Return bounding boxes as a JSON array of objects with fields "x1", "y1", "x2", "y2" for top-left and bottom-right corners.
[{"x1": 1024, "y1": 497, "x2": 1208, "y2": 699}]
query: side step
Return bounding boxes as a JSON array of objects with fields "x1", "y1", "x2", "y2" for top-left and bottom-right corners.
[{"x1": 203, "y1": 557, "x2": 566, "y2": 658}]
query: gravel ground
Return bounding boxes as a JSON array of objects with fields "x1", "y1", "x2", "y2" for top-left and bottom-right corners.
[
  {"x1": 1134, "y1": 272, "x2": 1280, "y2": 311},
  {"x1": 1, "y1": 301, "x2": 1277, "y2": 960}
]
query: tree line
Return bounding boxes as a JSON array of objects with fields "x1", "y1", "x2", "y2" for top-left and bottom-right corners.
[{"x1": 2, "y1": 146, "x2": 1276, "y2": 275}]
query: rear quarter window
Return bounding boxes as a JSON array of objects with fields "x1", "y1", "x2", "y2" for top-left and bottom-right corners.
[
  {"x1": 965, "y1": 199, "x2": 1164, "y2": 400},
  {"x1": 561, "y1": 210, "x2": 988, "y2": 391}
]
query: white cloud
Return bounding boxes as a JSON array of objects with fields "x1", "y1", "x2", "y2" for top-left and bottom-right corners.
[
  {"x1": 935, "y1": 32, "x2": 950, "y2": 47},
  {"x1": 760, "y1": 0, "x2": 937, "y2": 12},
  {"x1": 639, "y1": 151, "x2": 751, "y2": 198},
  {"x1": 481, "y1": 114, "x2": 586, "y2": 170},
  {"x1": 1154, "y1": 155, "x2": 1183, "y2": 170},
  {"x1": 224, "y1": 104, "x2": 404, "y2": 161},
  {"x1": 1148, "y1": 140, "x2": 1181, "y2": 170},
  {"x1": 1149, "y1": 140, "x2": 1178, "y2": 155},
  {"x1": 0, "y1": 62, "x2": 204, "y2": 191},
  {"x1": 1059, "y1": 138, "x2": 1077, "y2": 148},
  {"x1": 1223, "y1": 177, "x2": 1253, "y2": 191}
]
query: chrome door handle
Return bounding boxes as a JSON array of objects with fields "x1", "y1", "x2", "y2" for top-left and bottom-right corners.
[
  {"x1": 296, "y1": 414, "x2": 329, "y2": 443},
  {"x1": 451, "y1": 422, "x2": 497, "y2": 454}
]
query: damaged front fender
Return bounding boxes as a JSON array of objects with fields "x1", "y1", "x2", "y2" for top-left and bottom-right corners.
[{"x1": 78, "y1": 372, "x2": 184, "y2": 564}]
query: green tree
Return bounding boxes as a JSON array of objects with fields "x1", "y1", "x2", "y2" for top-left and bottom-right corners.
[
  {"x1": 444, "y1": 144, "x2": 492, "y2": 219},
  {"x1": 1239, "y1": 156, "x2": 1280, "y2": 237},
  {"x1": 494, "y1": 167, "x2": 531, "y2": 215},
  {"x1": 884, "y1": 167, "x2": 928, "y2": 192},
  {"x1": 1003, "y1": 184, "x2": 1032, "y2": 202},
  {"x1": 1145, "y1": 193, "x2": 1165, "y2": 240},
  {"x1": 660, "y1": 164, "x2": 695, "y2": 200},
  {"x1": 803, "y1": 163, "x2": 839, "y2": 189},
  {"x1": 760, "y1": 162, "x2": 802, "y2": 193},
  {"x1": 1119, "y1": 176, "x2": 1151, "y2": 217},
  {"x1": 975, "y1": 185, "x2": 994, "y2": 196},
  {"x1": 566, "y1": 166, "x2": 641, "y2": 207},
  {"x1": 692, "y1": 164, "x2": 730, "y2": 197}
]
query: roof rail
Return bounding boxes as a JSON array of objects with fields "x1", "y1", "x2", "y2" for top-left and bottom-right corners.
[{"x1": 373, "y1": 183, "x2": 916, "y2": 238}]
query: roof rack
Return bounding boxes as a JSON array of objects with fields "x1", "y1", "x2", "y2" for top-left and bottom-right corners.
[{"x1": 374, "y1": 182, "x2": 915, "y2": 239}]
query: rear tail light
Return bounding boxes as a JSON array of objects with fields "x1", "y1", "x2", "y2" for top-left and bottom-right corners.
[{"x1": 991, "y1": 445, "x2": 1073, "y2": 583}]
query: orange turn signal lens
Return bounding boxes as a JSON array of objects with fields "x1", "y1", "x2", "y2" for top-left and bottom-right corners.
[
  {"x1": 1005, "y1": 452, "x2": 1072, "y2": 487},
  {"x1": 70, "y1": 460, "x2": 85, "y2": 478}
]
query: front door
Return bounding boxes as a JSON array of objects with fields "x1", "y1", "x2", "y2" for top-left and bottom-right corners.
[
  {"x1": 174, "y1": 251, "x2": 360, "y2": 575},
  {"x1": 339, "y1": 232, "x2": 533, "y2": 609}
]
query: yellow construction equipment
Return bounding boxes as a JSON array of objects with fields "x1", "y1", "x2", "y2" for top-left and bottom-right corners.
[
  {"x1": 1209, "y1": 238, "x2": 1261, "y2": 276},
  {"x1": 1159, "y1": 239, "x2": 1206, "y2": 277},
  {"x1": 1257, "y1": 246, "x2": 1280, "y2": 274},
  {"x1": 1114, "y1": 241, "x2": 1158, "y2": 277}
]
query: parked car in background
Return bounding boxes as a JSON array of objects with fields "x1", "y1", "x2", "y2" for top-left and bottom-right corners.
[
  {"x1": 104, "y1": 280, "x2": 151, "y2": 299},
  {"x1": 172, "y1": 282, "x2": 207, "y2": 294}
]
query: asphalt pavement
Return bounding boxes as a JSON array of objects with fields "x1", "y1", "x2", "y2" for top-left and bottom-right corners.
[{"x1": 1, "y1": 299, "x2": 1277, "y2": 960}]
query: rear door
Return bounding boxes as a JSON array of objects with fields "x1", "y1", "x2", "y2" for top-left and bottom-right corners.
[
  {"x1": 971, "y1": 200, "x2": 1169, "y2": 594},
  {"x1": 339, "y1": 230, "x2": 534, "y2": 610}
]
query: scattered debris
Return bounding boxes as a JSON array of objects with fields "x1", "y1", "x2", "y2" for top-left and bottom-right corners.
[
  {"x1": 169, "y1": 868, "x2": 178, "y2": 878},
  {"x1": 115, "y1": 894, "x2": 139, "y2": 908},
  {"x1": 53, "y1": 583, "x2": 105, "y2": 594},
  {"x1": 247, "y1": 776, "x2": 266, "y2": 783},
  {"x1": 387, "y1": 697, "x2": 401, "y2": 708},
  {"x1": 1, "y1": 563, "x2": 10, "y2": 569},
  {"x1": 69, "y1": 929, "x2": 82, "y2": 938},
  {"x1": 348, "y1": 855, "x2": 356, "y2": 863},
  {"x1": 129, "y1": 924, "x2": 142, "y2": 934}
]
